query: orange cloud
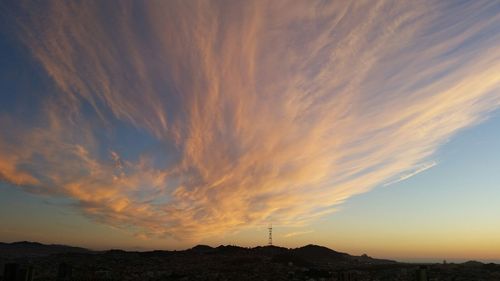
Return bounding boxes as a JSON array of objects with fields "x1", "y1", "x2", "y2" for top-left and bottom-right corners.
[
  {"x1": 283, "y1": 230, "x2": 314, "y2": 238},
  {"x1": 1, "y1": 0, "x2": 499, "y2": 240}
]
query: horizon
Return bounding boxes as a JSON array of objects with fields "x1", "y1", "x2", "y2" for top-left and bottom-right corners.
[
  {"x1": 1, "y1": 0, "x2": 500, "y2": 265},
  {"x1": 3, "y1": 240, "x2": 500, "y2": 265}
]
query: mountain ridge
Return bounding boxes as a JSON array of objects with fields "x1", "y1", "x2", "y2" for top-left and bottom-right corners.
[
  {"x1": 0, "y1": 241, "x2": 494, "y2": 267},
  {"x1": 0, "y1": 241, "x2": 392, "y2": 265},
  {"x1": 0, "y1": 241, "x2": 92, "y2": 258}
]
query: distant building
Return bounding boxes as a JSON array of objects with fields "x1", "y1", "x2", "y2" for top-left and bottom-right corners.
[
  {"x1": 3, "y1": 263, "x2": 33, "y2": 281},
  {"x1": 3, "y1": 263, "x2": 18, "y2": 281},
  {"x1": 57, "y1": 263, "x2": 73, "y2": 281},
  {"x1": 335, "y1": 270, "x2": 357, "y2": 281},
  {"x1": 415, "y1": 265, "x2": 429, "y2": 281}
]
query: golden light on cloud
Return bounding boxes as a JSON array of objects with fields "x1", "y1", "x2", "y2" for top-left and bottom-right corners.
[{"x1": 0, "y1": 0, "x2": 499, "y2": 241}]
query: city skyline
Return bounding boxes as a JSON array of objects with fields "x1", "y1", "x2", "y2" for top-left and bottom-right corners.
[{"x1": 1, "y1": 1, "x2": 499, "y2": 263}]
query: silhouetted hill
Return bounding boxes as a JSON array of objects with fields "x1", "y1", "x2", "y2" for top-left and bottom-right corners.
[
  {"x1": 0, "y1": 241, "x2": 396, "y2": 263},
  {"x1": 1, "y1": 241, "x2": 497, "y2": 280},
  {"x1": 0, "y1": 241, "x2": 92, "y2": 257},
  {"x1": 268, "y1": 244, "x2": 350, "y2": 266},
  {"x1": 292, "y1": 244, "x2": 349, "y2": 262},
  {"x1": 215, "y1": 245, "x2": 247, "y2": 254},
  {"x1": 252, "y1": 245, "x2": 288, "y2": 256},
  {"x1": 190, "y1": 244, "x2": 214, "y2": 253},
  {"x1": 463, "y1": 260, "x2": 484, "y2": 267},
  {"x1": 0, "y1": 241, "x2": 396, "y2": 266}
]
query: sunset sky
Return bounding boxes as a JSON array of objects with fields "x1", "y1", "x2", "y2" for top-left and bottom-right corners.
[{"x1": 1, "y1": 1, "x2": 499, "y2": 262}]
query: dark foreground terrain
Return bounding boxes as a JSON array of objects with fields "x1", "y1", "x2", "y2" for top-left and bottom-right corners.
[{"x1": 1, "y1": 241, "x2": 499, "y2": 281}]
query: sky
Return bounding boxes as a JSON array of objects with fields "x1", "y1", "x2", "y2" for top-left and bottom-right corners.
[{"x1": 0, "y1": 0, "x2": 499, "y2": 262}]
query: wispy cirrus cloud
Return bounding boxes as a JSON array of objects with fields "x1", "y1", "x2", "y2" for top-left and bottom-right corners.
[
  {"x1": 383, "y1": 162, "x2": 437, "y2": 187},
  {"x1": 283, "y1": 230, "x2": 314, "y2": 238},
  {"x1": 1, "y1": 0, "x2": 499, "y2": 240}
]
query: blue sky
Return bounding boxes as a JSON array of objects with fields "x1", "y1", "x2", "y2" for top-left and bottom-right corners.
[
  {"x1": 0, "y1": 0, "x2": 499, "y2": 261},
  {"x1": 1, "y1": 110, "x2": 499, "y2": 262}
]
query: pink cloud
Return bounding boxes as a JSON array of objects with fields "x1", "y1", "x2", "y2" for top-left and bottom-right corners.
[{"x1": 1, "y1": 0, "x2": 499, "y2": 240}]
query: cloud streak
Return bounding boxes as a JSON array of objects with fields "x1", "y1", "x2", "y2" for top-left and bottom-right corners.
[
  {"x1": 383, "y1": 162, "x2": 437, "y2": 187},
  {"x1": 1, "y1": 0, "x2": 500, "y2": 240},
  {"x1": 283, "y1": 230, "x2": 314, "y2": 238}
]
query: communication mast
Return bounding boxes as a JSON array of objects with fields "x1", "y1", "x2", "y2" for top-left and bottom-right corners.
[{"x1": 268, "y1": 224, "x2": 273, "y2": 246}]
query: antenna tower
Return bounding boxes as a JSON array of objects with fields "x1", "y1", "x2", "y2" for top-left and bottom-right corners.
[{"x1": 268, "y1": 224, "x2": 273, "y2": 246}]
